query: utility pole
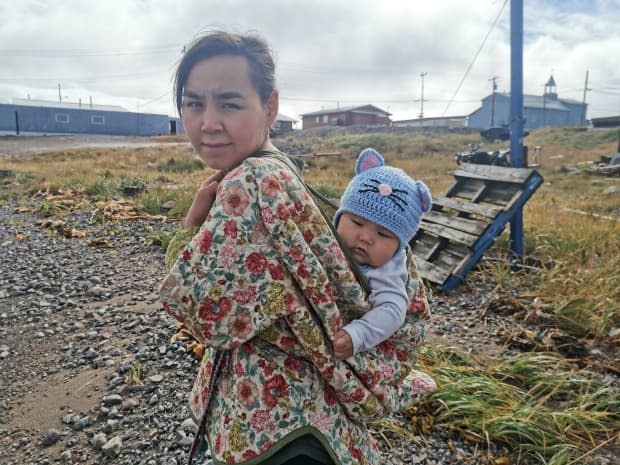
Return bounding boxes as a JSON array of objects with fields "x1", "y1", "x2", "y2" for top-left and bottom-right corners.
[
  {"x1": 581, "y1": 70, "x2": 590, "y2": 126},
  {"x1": 419, "y1": 72, "x2": 427, "y2": 118},
  {"x1": 489, "y1": 76, "x2": 498, "y2": 127},
  {"x1": 58, "y1": 83, "x2": 62, "y2": 103}
]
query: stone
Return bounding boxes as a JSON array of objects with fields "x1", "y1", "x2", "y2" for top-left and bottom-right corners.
[
  {"x1": 102, "y1": 394, "x2": 123, "y2": 406},
  {"x1": 41, "y1": 429, "x2": 61, "y2": 447},
  {"x1": 101, "y1": 436, "x2": 123, "y2": 458},
  {"x1": 91, "y1": 432, "x2": 107, "y2": 450}
]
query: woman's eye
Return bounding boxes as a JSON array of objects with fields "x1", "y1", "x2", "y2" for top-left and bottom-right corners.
[
  {"x1": 183, "y1": 101, "x2": 201, "y2": 109},
  {"x1": 222, "y1": 103, "x2": 240, "y2": 109}
]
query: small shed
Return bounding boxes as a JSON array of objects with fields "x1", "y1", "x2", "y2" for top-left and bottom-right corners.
[
  {"x1": 591, "y1": 115, "x2": 620, "y2": 129},
  {"x1": 271, "y1": 113, "x2": 297, "y2": 135}
]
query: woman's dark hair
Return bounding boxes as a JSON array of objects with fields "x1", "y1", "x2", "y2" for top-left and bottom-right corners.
[{"x1": 174, "y1": 30, "x2": 276, "y2": 116}]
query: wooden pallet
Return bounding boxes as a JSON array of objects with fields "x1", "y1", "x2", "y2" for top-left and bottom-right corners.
[{"x1": 410, "y1": 163, "x2": 544, "y2": 292}]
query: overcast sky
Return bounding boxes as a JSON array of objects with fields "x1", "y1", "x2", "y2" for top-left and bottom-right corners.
[{"x1": 1, "y1": 0, "x2": 619, "y2": 124}]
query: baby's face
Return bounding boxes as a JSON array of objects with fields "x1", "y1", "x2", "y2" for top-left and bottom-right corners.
[{"x1": 336, "y1": 212, "x2": 399, "y2": 267}]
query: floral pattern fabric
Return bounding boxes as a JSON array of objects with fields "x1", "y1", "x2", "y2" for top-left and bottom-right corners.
[{"x1": 159, "y1": 154, "x2": 437, "y2": 465}]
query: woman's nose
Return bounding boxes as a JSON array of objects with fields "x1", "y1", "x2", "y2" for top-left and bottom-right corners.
[{"x1": 200, "y1": 107, "x2": 223, "y2": 132}]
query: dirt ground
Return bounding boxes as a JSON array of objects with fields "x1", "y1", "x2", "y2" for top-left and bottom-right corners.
[{"x1": 0, "y1": 134, "x2": 185, "y2": 157}]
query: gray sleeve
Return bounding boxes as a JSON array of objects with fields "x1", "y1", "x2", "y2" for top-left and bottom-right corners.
[{"x1": 342, "y1": 251, "x2": 409, "y2": 354}]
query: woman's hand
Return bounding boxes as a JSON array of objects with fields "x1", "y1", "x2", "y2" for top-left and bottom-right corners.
[
  {"x1": 332, "y1": 329, "x2": 354, "y2": 359},
  {"x1": 184, "y1": 170, "x2": 228, "y2": 229}
]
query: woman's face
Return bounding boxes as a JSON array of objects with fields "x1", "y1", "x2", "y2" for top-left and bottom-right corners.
[{"x1": 181, "y1": 55, "x2": 278, "y2": 170}]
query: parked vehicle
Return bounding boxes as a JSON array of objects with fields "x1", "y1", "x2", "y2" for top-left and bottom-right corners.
[{"x1": 456, "y1": 144, "x2": 510, "y2": 167}]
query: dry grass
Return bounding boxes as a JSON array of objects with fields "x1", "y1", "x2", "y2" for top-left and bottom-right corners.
[
  {"x1": 410, "y1": 346, "x2": 619, "y2": 465},
  {"x1": 1, "y1": 126, "x2": 619, "y2": 464}
]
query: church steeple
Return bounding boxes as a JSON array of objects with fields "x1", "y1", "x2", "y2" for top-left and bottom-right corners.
[{"x1": 544, "y1": 74, "x2": 558, "y2": 100}]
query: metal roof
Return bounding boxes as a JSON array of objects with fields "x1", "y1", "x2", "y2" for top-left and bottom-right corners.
[
  {"x1": 301, "y1": 104, "x2": 390, "y2": 117},
  {"x1": 493, "y1": 93, "x2": 577, "y2": 111},
  {"x1": 276, "y1": 113, "x2": 297, "y2": 122},
  {"x1": 12, "y1": 98, "x2": 129, "y2": 112}
]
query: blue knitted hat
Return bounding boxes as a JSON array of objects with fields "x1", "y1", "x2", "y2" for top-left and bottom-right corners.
[{"x1": 335, "y1": 148, "x2": 432, "y2": 250}]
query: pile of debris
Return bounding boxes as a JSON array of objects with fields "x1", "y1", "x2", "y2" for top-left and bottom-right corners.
[{"x1": 588, "y1": 152, "x2": 620, "y2": 176}]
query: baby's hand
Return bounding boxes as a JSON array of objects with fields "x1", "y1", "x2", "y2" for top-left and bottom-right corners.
[{"x1": 332, "y1": 329, "x2": 353, "y2": 359}]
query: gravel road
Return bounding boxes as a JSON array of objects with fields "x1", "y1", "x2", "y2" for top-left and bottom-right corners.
[{"x1": 0, "y1": 135, "x2": 185, "y2": 157}]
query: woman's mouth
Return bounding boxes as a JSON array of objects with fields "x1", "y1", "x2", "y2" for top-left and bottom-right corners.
[{"x1": 201, "y1": 142, "x2": 230, "y2": 149}]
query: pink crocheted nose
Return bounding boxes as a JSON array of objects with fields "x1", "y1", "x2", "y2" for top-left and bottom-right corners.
[{"x1": 378, "y1": 183, "x2": 392, "y2": 196}]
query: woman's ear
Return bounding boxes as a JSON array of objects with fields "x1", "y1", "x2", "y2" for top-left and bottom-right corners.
[{"x1": 265, "y1": 90, "x2": 279, "y2": 127}]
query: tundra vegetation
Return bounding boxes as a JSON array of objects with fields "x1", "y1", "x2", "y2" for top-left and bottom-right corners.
[{"x1": 1, "y1": 126, "x2": 618, "y2": 465}]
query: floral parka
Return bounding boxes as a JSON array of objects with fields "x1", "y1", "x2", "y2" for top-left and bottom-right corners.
[{"x1": 159, "y1": 153, "x2": 437, "y2": 465}]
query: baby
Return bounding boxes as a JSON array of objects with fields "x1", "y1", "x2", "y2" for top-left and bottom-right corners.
[{"x1": 332, "y1": 148, "x2": 432, "y2": 359}]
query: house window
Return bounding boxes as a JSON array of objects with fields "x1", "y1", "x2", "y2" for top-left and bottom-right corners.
[
  {"x1": 92, "y1": 115, "x2": 105, "y2": 125},
  {"x1": 55, "y1": 114, "x2": 69, "y2": 123},
  {"x1": 315, "y1": 116, "x2": 320, "y2": 123},
  {"x1": 323, "y1": 115, "x2": 328, "y2": 123}
]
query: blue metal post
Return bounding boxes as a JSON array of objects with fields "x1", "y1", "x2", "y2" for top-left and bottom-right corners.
[{"x1": 510, "y1": 0, "x2": 525, "y2": 257}]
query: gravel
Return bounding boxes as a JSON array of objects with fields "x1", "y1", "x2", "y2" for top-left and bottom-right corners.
[{"x1": 0, "y1": 197, "x2": 616, "y2": 465}]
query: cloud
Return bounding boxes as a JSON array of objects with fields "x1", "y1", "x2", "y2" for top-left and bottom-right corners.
[{"x1": 1, "y1": 0, "x2": 618, "y2": 121}]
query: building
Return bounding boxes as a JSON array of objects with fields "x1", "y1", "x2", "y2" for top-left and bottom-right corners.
[
  {"x1": 468, "y1": 75, "x2": 587, "y2": 130},
  {"x1": 591, "y1": 115, "x2": 620, "y2": 129},
  {"x1": 271, "y1": 113, "x2": 297, "y2": 135},
  {"x1": 392, "y1": 115, "x2": 468, "y2": 128},
  {"x1": 300, "y1": 105, "x2": 391, "y2": 130},
  {"x1": 0, "y1": 98, "x2": 183, "y2": 136}
]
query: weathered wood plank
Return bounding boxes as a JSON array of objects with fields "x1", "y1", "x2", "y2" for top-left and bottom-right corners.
[
  {"x1": 446, "y1": 180, "x2": 486, "y2": 201},
  {"x1": 419, "y1": 221, "x2": 478, "y2": 247},
  {"x1": 414, "y1": 256, "x2": 451, "y2": 284},
  {"x1": 434, "y1": 250, "x2": 468, "y2": 270},
  {"x1": 477, "y1": 183, "x2": 520, "y2": 205},
  {"x1": 423, "y1": 211, "x2": 488, "y2": 235},
  {"x1": 454, "y1": 163, "x2": 534, "y2": 183},
  {"x1": 433, "y1": 196, "x2": 501, "y2": 219},
  {"x1": 442, "y1": 242, "x2": 469, "y2": 260},
  {"x1": 410, "y1": 240, "x2": 436, "y2": 260}
]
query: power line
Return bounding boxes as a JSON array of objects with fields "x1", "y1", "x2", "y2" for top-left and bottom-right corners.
[
  {"x1": 442, "y1": 0, "x2": 508, "y2": 116},
  {"x1": 0, "y1": 46, "x2": 181, "y2": 57},
  {"x1": 0, "y1": 69, "x2": 171, "y2": 83},
  {"x1": 280, "y1": 95, "x2": 479, "y2": 104}
]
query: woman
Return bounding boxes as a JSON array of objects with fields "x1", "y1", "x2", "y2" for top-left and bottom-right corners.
[{"x1": 159, "y1": 30, "x2": 436, "y2": 465}]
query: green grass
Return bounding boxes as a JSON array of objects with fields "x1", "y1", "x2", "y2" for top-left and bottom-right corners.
[
  {"x1": 157, "y1": 155, "x2": 204, "y2": 173},
  {"x1": 85, "y1": 175, "x2": 118, "y2": 200},
  {"x1": 411, "y1": 346, "x2": 619, "y2": 465}
]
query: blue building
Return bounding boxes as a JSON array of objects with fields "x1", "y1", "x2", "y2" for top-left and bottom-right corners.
[
  {"x1": 0, "y1": 98, "x2": 184, "y2": 136},
  {"x1": 468, "y1": 75, "x2": 586, "y2": 130}
]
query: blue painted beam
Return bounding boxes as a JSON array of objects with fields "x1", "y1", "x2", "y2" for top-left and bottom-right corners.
[{"x1": 510, "y1": 0, "x2": 525, "y2": 257}]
